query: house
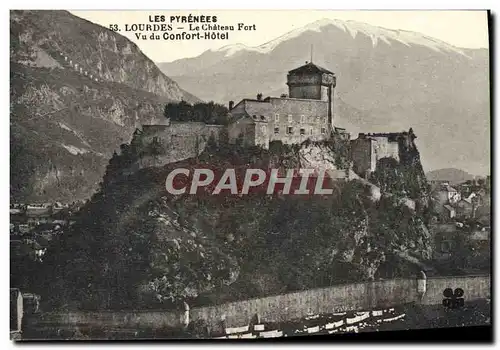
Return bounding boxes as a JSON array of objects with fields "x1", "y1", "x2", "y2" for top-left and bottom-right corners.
[
  {"x1": 431, "y1": 223, "x2": 458, "y2": 261},
  {"x1": 456, "y1": 198, "x2": 474, "y2": 218},
  {"x1": 443, "y1": 204, "x2": 456, "y2": 219},
  {"x1": 432, "y1": 184, "x2": 462, "y2": 211}
]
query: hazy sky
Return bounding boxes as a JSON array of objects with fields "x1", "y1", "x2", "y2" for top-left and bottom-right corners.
[{"x1": 71, "y1": 10, "x2": 489, "y2": 63}]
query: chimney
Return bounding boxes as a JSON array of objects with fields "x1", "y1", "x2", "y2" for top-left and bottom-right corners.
[
  {"x1": 256, "y1": 93, "x2": 263, "y2": 101},
  {"x1": 229, "y1": 100, "x2": 234, "y2": 110}
]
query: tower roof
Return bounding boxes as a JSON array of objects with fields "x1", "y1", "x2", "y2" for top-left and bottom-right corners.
[{"x1": 288, "y1": 62, "x2": 334, "y2": 75}]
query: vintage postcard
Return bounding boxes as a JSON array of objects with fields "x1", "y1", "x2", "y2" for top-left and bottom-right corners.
[{"x1": 10, "y1": 10, "x2": 491, "y2": 341}]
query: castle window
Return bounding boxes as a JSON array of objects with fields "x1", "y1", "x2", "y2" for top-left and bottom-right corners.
[
  {"x1": 323, "y1": 117, "x2": 327, "y2": 124},
  {"x1": 152, "y1": 136, "x2": 160, "y2": 143},
  {"x1": 275, "y1": 114, "x2": 279, "y2": 122},
  {"x1": 287, "y1": 127, "x2": 293, "y2": 134},
  {"x1": 261, "y1": 125, "x2": 267, "y2": 134},
  {"x1": 310, "y1": 128, "x2": 313, "y2": 135},
  {"x1": 260, "y1": 115, "x2": 265, "y2": 121},
  {"x1": 321, "y1": 127, "x2": 326, "y2": 134},
  {"x1": 300, "y1": 115, "x2": 305, "y2": 123},
  {"x1": 253, "y1": 115, "x2": 257, "y2": 119},
  {"x1": 300, "y1": 128, "x2": 306, "y2": 135},
  {"x1": 288, "y1": 114, "x2": 293, "y2": 123},
  {"x1": 274, "y1": 127, "x2": 279, "y2": 135}
]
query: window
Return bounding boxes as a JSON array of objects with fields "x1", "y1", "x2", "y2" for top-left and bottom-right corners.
[
  {"x1": 287, "y1": 127, "x2": 293, "y2": 134},
  {"x1": 274, "y1": 127, "x2": 279, "y2": 135},
  {"x1": 441, "y1": 241, "x2": 452, "y2": 253},
  {"x1": 252, "y1": 115, "x2": 257, "y2": 119},
  {"x1": 152, "y1": 136, "x2": 160, "y2": 143},
  {"x1": 323, "y1": 117, "x2": 327, "y2": 124},
  {"x1": 310, "y1": 128, "x2": 313, "y2": 135},
  {"x1": 300, "y1": 128, "x2": 305, "y2": 135},
  {"x1": 260, "y1": 115, "x2": 265, "y2": 121},
  {"x1": 288, "y1": 114, "x2": 293, "y2": 123},
  {"x1": 261, "y1": 125, "x2": 267, "y2": 134},
  {"x1": 300, "y1": 115, "x2": 305, "y2": 123},
  {"x1": 275, "y1": 114, "x2": 279, "y2": 122},
  {"x1": 321, "y1": 127, "x2": 326, "y2": 134}
]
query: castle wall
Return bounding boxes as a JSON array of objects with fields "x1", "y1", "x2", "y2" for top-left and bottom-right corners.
[
  {"x1": 350, "y1": 138, "x2": 373, "y2": 177},
  {"x1": 289, "y1": 85, "x2": 322, "y2": 100},
  {"x1": 135, "y1": 122, "x2": 224, "y2": 169},
  {"x1": 268, "y1": 97, "x2": 330, "y2": 145},
  {"x1": 228, "y1": 118, "x2": 258, "y2": 148},
  {"x1": 229, "y1": 98, "x2": 330, "y2": 148},
  {"x1": 287, "y1": 74, "x2": 322, "y2": 86},
  {"x1": 254, "y1": 121, "x2": 270, "y2": 149},
  {"x1": 351, "y1": 134, "x2": 402, "y2": 178},
  {"x1": 370, "y1": 136, "x2": 400, "y2": 164}
]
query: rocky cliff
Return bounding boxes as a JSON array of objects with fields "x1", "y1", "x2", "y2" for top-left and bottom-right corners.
[
  {"x1": 41, "y1": 139, "x2": 432, "y2": 309},
  {"x1": 10, "y1": 10, "x2": 199, "y2": 203}
]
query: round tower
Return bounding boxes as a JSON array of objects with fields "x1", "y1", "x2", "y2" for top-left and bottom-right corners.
[{"x1": 286, "y1": 61, "x2": 336, "y2": 130}]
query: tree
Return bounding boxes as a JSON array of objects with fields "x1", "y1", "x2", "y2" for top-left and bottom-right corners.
[{"x1": 164, "y1": 101, "x2": 230, "y2": 125}]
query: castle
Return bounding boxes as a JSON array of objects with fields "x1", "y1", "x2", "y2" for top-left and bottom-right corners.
[
  {"x1": 227, "y1": 61, "x2": 341, "y2": 148},
  {"x1": 136, "y1": 60, "x2": 415, "y2": 179}
]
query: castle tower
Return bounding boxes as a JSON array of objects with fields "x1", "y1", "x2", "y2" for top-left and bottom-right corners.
[{"x1": 286, "y1": 61, "x2": 336, "y2": 130}]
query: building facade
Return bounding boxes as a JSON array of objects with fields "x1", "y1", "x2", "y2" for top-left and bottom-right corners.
[{"x1": 228, "y1": 61, "x2": 336, "y2": 149}]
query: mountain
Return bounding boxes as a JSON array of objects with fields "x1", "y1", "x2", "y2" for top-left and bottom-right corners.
[
  {"x1": 426, "y1": 168, "x2": 475, "y2": 184},
  {"x1": 10, "y1": 10, "x2": 199, "y2": 203},
  {"x1": 158, "y1": 18, "x2": 490, "y2": 176}
]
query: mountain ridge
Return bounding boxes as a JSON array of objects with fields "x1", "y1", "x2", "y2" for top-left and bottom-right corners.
[
  {"x1": 426, "y1": 168, "x2": 477, "y2": 184},
  {"x1": 208, "y1": 18, "x2": 470, "y2": 59},
  {"x1": 10, "y1": 10, "x2": 200, "y2": 202}
]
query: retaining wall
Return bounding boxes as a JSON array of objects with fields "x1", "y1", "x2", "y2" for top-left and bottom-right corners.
[{"x1": 24, "y1": 275, "x2": 490, "y2": 332}]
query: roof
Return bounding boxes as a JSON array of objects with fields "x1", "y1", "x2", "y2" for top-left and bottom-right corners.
[
  {"x1": 462, "y1": 197, "x2": 473, "y2": 205},
  {"x1": 443, "y1": 204, "x2": 455, "y2": 212},
  {"x1": 444, "y1": 185, "x2": 458, "y2": 193},
  {"x1": 288, "y1": 62, "x2": 334, "y2": 75},
  {"x1": 230, "y1": 99, "x2": 272, "y2": 124}
]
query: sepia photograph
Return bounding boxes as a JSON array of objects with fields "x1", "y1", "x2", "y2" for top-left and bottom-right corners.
[{"x1": 9, "y1": 8, "x2": 491, "y2": 342}]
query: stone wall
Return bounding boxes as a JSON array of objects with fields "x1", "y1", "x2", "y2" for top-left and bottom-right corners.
[
  {"x1": 350, "y1": 138, "x2": 373, "y2": 177},
  {"x1": 371, "y1": 136, "x2": 400, "y2": 164},
  {"x1": 229, "y1": 97, "x2": 332, "y2": 149},
  {"x1": 24, "y1": 275, "x2": 490, "y2": 334},
  {"x1": 350, "y1": 133, "x2": 403, "y2": 178},
  {"x1": 132, "y1": 122, "x2": 224, "y2": 170}
]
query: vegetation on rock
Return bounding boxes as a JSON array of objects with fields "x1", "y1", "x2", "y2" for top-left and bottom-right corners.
[{"x1": 37, "y1": 136, "x2": 432, "y2": 310}]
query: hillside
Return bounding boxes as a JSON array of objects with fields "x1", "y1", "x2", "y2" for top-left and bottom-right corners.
[
  {"x1": 158, "y1": 18, "x2": 490, "y2": 176},
  {"x1": 38, "y1": 139, "x2": 432, "y2": 310},
  {"x1": 10, "y1": 10, "x2": 199, "y2": 203},
  {"x1": 426, "y1": 168, "x2": 476, "y2": 184}
]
